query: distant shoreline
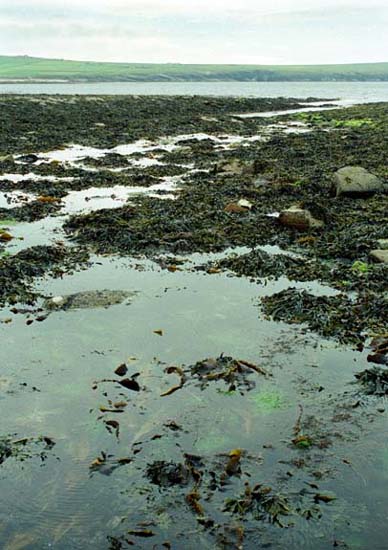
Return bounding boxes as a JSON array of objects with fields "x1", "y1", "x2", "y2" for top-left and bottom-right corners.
[
  {"x1": 1, "y1": 56, "x2": 388, "y2": 83},
  {"x1": 1, "y1": 78, "x2": 388, "y2": 84}
]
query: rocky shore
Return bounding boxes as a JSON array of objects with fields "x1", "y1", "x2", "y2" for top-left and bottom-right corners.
[{"x1": 0, "y1": 94, "x2": 387, "y2": 549}]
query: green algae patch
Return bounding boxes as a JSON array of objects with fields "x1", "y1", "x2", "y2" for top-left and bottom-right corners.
[
  {"x1": 331, "y1": 118, "x2": 375, "y2": 128},
  {"x1": 0, "y1": 218, "x2": 18, "y2": 228},
  {"x1": 249, "y1": 389, "x2": 285, "y2": 414},
  {"x1": 351, "y1": 260, "x2": 372, "y2": 274}
]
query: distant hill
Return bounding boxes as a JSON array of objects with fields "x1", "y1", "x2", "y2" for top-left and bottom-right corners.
[{"x1": 1, "y1": 56, "x2": 388, "y2": 82}]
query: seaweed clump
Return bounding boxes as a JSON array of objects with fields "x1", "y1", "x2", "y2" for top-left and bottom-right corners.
[
  {"x1": 0, "y1": 435, "x2": 56, "y2": 465},
  {"x1": 355, "y1": 367, "x2": 388, "y2": 395},
  {"x1": 190, "y1": 355, "x2": 267, "y2": 392},
  {"x1": 261, "y1": 288, "x2": 387, "y2": 344},
  {"x1": 0, "y1": 245, "x2": 89, "y2": 306},
  {"x1": 224, "y1": 483, "x2": 291, "y2": 526}
]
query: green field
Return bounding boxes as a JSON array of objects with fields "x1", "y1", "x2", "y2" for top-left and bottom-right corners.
[{"x1": 1, "y1": 55, "x2": 388, "y2": 82}]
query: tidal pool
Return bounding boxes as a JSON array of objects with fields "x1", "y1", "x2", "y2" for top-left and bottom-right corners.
[{"x1": 0, "y1": 253, "x2": 386, "y2": 549}]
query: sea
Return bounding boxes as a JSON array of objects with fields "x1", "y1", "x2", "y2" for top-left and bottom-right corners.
[{"x1": 0, "y1": 80, "x2": 388, "y2": 102}]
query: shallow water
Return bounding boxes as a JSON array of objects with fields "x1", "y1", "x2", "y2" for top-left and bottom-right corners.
[{"x1": 0, "y1": 252, "x2": 385, "y2": 549}]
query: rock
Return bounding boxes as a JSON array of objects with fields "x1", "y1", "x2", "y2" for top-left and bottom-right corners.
[
  {"x1": 200, "y1": 116, "x2": 218, "y2": 122},
  {"x1": 0, "y1": 231, "x2": 13, "y2": 242},
  {"x1": 217, "y1": 159, "x2": 254, "y2": 176},
  {"x1": 333, "y1": 166, "x2": 383, "y2": 197},
  {"x1": 44, "y1": 290, "x2": 137, "y2": 311},
  {"x1": 50, "y1": 296, "x2": 65, "y2": 307},
  {"x1": 253, "y1": 176, "x2": 269, "y2": 188},
  {"x1": 18, "y1": 154, "x2": 39, "y2": 164},
  {"x1": 224, "y1": 202, "x2": 248, "y2": 213},
  {"x1": 376, "y1": 239, "x2": 388, "y2": 250},
  {"x1": 237, "y1": 199, "x2": 253, "y2": 210},
  {"x1": 279, "y1": 206, "x2": 324, "y2": 231},
  {"x1": 370, "y1": 250, "x2": 388, "y2": 264}
]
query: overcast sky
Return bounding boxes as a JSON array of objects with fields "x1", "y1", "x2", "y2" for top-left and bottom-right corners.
[{"x1": 1, "y1": 0, "x2": 387, "y2": 64}]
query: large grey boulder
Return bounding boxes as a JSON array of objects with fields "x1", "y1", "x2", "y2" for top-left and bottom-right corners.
[
  {"x1": 370, "y1": 250, "x2": 388, "y2": 264},
  {"x1": 333, "y1": 166, "x2": 383, "y2": 197}
]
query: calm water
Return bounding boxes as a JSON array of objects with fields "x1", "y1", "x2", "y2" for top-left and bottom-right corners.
[{"x1": 1, "y1": 81, "x2": 388, "y2": 102}]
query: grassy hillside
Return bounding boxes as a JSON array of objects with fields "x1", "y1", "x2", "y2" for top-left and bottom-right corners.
[{"x1": 1, "y1": 56, "x2": 388, "y2": 82}]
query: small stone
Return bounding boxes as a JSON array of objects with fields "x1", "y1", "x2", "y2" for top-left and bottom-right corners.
[
  {"x1": 237, "y1": 199, "x2": 253, "y2": 210},
  {"x1": 370, "y1": 250, "x2": 388, "y2": 264},
  {"x1": 333, "y1": 166, "x2": 384, "y2": 197},
  {"x1": 115, "y1": 363, "x2": 128, "y2": 377},
  {"x1": 279, "y1": 206, "x2": 324, "y2": 231},
  {"x1": 224, "y1": 202, "x2": 248, "y2": 213},
  {"x1": 0, "y1": 231, "x2": 13, "y2": 242},
  {"x1": 377, "y1": 407, "x2": 385, "y2": 413},
  {"x1": 51, "y1": 296, "x2": 65, "y2": 306},
  {"x1": 253, "y1": 177, "x2": 269, "y2": 188}
]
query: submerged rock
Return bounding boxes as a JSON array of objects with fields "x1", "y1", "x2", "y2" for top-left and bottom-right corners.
[
  {"x1": 279, "y1": 206, "x2": 324, "y2": 231},
  {"x1": 333, "y1": 166, "x2": 383, "y2": 197},
  {"x1": 45, "y1": 289, "x2": 137, "y2": 311}
]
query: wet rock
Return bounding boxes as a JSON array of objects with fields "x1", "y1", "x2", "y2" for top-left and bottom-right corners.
[
  {"x1": 370, "y1": 249, "x2": 388, "y2": 264},
  {"x1": 367, "y1": 336, "x2": 388, "y2": 365},
  {"x1": 18, "y1": 154, "x2": 39, "y2": 164},
  {"x1": 279, "y1": 206, "x2": 324, "y2": 231},
  {"x1": 50, "y1": 296, "x2": 65, "y2": 307},
  {"x1": 224, "y1": 202, "x2": 249, "y2": 213},
  {"x1": 333, "y1": 166, "x2": 383, "y2": 197},
  {"x1": 0, "y1": 231, "x2": 13, "y2": 242},
  {"x1": 45, "y1": 290, "x2": 136, "y2": 311},
  {"x1": 237, "y1": 199, "x2": 253, "y2": 210},
  {"x1": 217, "y1": 159, "x2": 254, "y2": 176}
]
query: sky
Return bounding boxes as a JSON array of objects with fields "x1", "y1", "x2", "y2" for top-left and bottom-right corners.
[{"x1": 0, "y1": 0, "x2": 387, "y2": 64}]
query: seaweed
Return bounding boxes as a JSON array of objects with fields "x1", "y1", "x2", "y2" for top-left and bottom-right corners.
[
  {"x1": 261, "y1": 288, "x2": 387, "y2": 344},
  {"x1": 355, "y1": 367, "x2": 388, "y2": 395}
]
